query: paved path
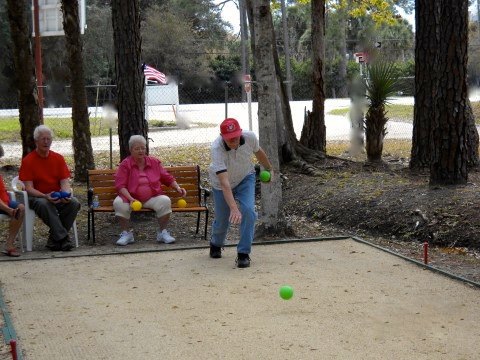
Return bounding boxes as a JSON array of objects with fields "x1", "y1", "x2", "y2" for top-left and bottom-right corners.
[{"x1": 0, "y1": 98, "x2": 414, "y2": 160}]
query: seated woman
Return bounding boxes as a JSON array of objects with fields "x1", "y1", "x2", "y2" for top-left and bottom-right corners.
[
  {"x1": 113, "y1": 135, "x2": 187, "y2": 246},
  {"x1": 0, "y1": 145, "x2": 25, "y2": 257}
]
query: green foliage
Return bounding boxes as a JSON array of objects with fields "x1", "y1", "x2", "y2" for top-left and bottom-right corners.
[
  {"x1": 0, "y1": 117, "x2": 116, "y2": 141},
  {"x1": 0, "y1": 0, "x2": 15, "y2": 106},
  {"x1": 329, "y1": 103, "x2": 414, "y2": 122},
  {"x1": 82, "y1": 3, "x2": 115, "y2": 84},
  {"x1": 290, "y1": 58, "x2": 312, "y2": 100},
  {"x1": 334, "y1": 0, "x2": 402, "y2": 26},
  {"x1": 364, "y1": 61, "x2": 402, "y2": 108},
  {"x1": 209, "y1": 54, "x2": 241, "y2": 82},
  {"x1": 325, "y1": 57, "x2": 345, "y2": 97},
  {"x1": 149, "y1": 120, "x2": 176, "y2": 128}
]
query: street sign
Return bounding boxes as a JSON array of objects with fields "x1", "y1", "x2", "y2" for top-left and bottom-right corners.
[
  {"x1": 354, "y1": 52, "x2": 368, "y2": 63},
  {"x1": 244, "y1": 74, "x2": 252, "y2": 93}
]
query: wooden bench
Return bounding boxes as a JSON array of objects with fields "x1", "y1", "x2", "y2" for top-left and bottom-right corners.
[{"x1": 87, "y1": 165, "x2": 210, "y2": 243}]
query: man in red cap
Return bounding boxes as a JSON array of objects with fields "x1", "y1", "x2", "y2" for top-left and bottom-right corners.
[{"x1": 208, "y1": 118, "x2": 274, "y2": 268}]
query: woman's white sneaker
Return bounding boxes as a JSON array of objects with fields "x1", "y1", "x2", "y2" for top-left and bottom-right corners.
[
  {"x1": 116, "y1": 230, "x2": 134, "y2": 246},
  {"x1": 157, "y1": 229, "x2": 175, "y2": 244}
]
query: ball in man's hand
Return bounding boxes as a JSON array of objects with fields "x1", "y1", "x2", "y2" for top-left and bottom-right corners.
[
  {"x1": 51, "y1": 192, "x2": 61, "y2": 199},
  {"x1": 59, "y1": 191, "x2": 71, "y2": 198},
  {"x1": 259, "y1": 170, "x2": 271, "y2": 182}
]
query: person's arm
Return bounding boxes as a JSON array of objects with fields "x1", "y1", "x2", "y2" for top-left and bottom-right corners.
[
  {"x1": 24, "y1": 180, "x2": 49, "y2": 198},
  {"x1": 118, "y1": 188, "x2": 136, "y2": 203},
  {"x1": 217, "y1": 172, "x2": 242, "y2": 225},
  {"x1": 170, "y1": 181, "x2": 187, "y2": 197},
  {"x1": 0, "y1": 198, "x2": 16, "y2": 218},
  {"x1": 59, "y1": 179, "x2": 72, "y2": 203},
  {"x1": 114, "y1": 161, "x2": 136, "y2": 203},
  {"x1": 60, "y1": 179, "x2": 72, "y2": 193},
  {"x1": 254, "y1": 147, "x2": 274, "y2": 179}
]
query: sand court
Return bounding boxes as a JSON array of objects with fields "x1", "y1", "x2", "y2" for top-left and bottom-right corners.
[{"x1": 0, "y1": 239, "x2": 479, "y2": 359}]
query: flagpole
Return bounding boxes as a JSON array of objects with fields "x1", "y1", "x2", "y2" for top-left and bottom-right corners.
[{"x1": 145, "y1": 77, "x2": 149, "y2": 122}]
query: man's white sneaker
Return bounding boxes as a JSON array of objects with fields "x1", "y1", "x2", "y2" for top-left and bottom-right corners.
[
  {"x1": 116, "y1": 230, "x2": 134, "y2": 246},
  {"x1": 157, "y1": 229, "x2": 175, "y2": 244}
]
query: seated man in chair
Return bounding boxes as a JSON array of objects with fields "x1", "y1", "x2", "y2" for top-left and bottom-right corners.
[{"x1": 19, "y1": 125, "x2": 81, "y2": 251}]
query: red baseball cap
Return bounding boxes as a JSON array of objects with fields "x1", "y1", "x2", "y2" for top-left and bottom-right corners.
[{"x1": 220, "y1": 118, "x2": 242, "y2": 140}]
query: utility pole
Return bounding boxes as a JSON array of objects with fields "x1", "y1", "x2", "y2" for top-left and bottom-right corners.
[
  {"x1": 33, "y1": 0, "x2": 44, "y2": 123},
  {"x1": 239, "y1": 0, "x2": 249, "y2": 102},
  {"x1": 281, "y1": 0, "x2": 292, "y2": 100}
]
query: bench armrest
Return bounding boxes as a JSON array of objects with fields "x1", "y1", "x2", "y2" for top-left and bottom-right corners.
[
  {"x1": 12, "y1": 189, "x2": 28, "y2": 204},
  {"x1": 87, "y1": 188, "x2": 93, "y2": 207},
  {"x1": 200, "y1": 186, "x2": 210, "y2": 207}
]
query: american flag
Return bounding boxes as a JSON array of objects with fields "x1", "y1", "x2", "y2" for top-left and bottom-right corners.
[{"x1": 143, "y1": 64, "x2": 167, "y2": 84}]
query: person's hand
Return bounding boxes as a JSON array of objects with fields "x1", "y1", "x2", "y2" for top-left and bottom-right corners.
[
  {"x1": 9, "y1": 208, "x2": 19, "y2": 219},
  {"x1": 176, "y1": 187, "x2": 187, "y2": 197},
  {"x1": 229, "y1": 208, "x2": 242, "y2": 225},
  {"x1": 46, "y1": 192, "x2": 61, "y2": 204}
]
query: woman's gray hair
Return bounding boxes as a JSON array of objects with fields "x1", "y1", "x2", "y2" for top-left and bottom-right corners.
[
  {"x1": 33, "y1": 125, "x2": 54, "y2": 140},
  {"x1": 129, "y1": 135, "x2": 147, "y2": 149}
]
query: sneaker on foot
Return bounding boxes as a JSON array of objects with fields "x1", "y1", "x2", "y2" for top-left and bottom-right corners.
[
  {"x1": 209, "y1": 244, "x2": 222, "y2": 258},
  {"x1": 157, "y1": 229, "x2": 175, "y2": 244},
  {"x1": 236, "y1": 253, "x2": 251, "y2": 268},
  {"x1": 116, "y1": 230, "x2": 134, "y2": 246}
]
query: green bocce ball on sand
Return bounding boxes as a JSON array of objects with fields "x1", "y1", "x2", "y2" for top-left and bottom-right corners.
[{"x1": 279, "y1": 285, "x2": 294, "y2": 300}]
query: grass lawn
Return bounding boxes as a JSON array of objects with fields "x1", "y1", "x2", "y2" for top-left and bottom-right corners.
[{"x1": 329, "y1": 101, "x2": 480, "y2": 125}]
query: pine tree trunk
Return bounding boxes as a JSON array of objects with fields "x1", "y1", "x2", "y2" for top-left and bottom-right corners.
[
  {"x1": 61, "y1": 0, "x2": 95, "y2": 181},
  {"x1": 300, "y1": 0, "x2": 326, "y2": 152},
  {"x1": 252, "y1": 0, "x2": 288, "y2": 236},
  {"x1": 410, "y1": 0, "x2": 440, "y2": 170},
  {"x1": 430, "y1": 0, "x2": 469, "y2": 185},
  {"x1": 112, "y1": 0, "x2": 146, "y2": 160},
  {"x1": 6, "y1": 0, "x2": 41, "y2": 156},
  {"x1": 466, "y1": 100, "x2": 480, "y2": 167}
]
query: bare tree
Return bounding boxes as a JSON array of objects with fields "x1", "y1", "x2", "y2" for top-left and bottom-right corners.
[
  {"x1": 112, "y1": 0, "x2": 147, "y2": 160},
  {"x1": 6, "y1": 0, "x2": 40, "y2": 156},
  {"x1": 61, "y1": 0, "x2": 95, "y2": 181}
]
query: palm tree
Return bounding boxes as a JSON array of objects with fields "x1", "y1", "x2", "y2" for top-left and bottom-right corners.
[{"x1": 363, "y1": 61, "x2": 401, "y2": 163}]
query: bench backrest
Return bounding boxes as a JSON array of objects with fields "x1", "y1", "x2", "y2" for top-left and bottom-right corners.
[{"x1": 87, "y1": 165, "x2": 204, "y2": 209}]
